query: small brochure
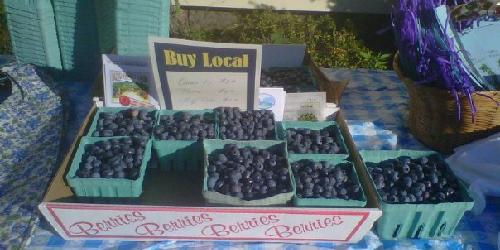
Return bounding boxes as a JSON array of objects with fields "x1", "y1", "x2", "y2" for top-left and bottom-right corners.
[
  {"x1": 258, "y1": 87, "x2": 286, "y2": 121},
  {"x1": 149, "y1": 37, "x2": 262, "y2": 110},
  {"x1": 283, "y1": 92, "x2": 326, "y2": 121},
  {"x1": 102, "y1": 55, "x2": 159, "y2": 108}
]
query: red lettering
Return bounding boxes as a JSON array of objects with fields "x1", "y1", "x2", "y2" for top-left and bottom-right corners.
[
  {"x1": 332, "y1": 216, "x2": 343, "y2": 225},
  {"x1": 69, "y1": 222, "x2": 99, "y2": 235},
  {"x1": 239, "y1": 221, "x2": 250, "y2": 230},
  {"x1": 292, "y1": 225, "x2": 302, "y2": 234},
  {"x1": 95, "y1": 222, "x2": 109, "y2": 232},
  {"x1": 201, "y1": 213, "x2": 213, "y2": 222},
  {"x1": 117, "y1": 215, "x2": 129, "y2": 225},
  {"x1": 250, "y1": 218, "x2": 259, "y2": 227},
  {"x1": 104, "y1": 219, "x2": 116, "y2": 229},
  {"x1": 124, "y1": 214, "x2": 135, "y2": 223},
  {"x1": 192, "y1": 215, "x2": 202, "y2": 224},
  {"x1": 135, "y1": 223, "x2": 164, "y2": 236},
  {"x1": 268, "y1": 214, "x2": 279, "y2": 223},
  {"x1": 201, "y1": 224, "x2": 230, "y2": 237},
  {"x1": 303, "y1": 223, "x2": 312, "y2": 232},
  {"x1": 260, "y1": 216, "x2": 269, "y2": 225},
  {"x1": 324, "y1": 217, "x2": 331, "y2": 227},
  {"x1": 228, "y1": 224, "x2": 239, "y2": 233},
  {"x1": 132, "y1": 211, "x2": 146, "y2": 221},
  {"x1": 265, "y1": 225, "x2": 292, "y2": 238},
  {"x1": 163, "y1": 223, "x2": 174, "y2": 232},
  {"x1": 110, "y1": 217, "x2": 123, "y2": 226},
  {"x1": 170, "y1": 220, "x2": 182, "y2": 230}
]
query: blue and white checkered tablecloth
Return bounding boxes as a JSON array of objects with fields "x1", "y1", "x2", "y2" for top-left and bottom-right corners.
[{"x1": 18, "y1": 68, "x2": 499, "y2": 250}]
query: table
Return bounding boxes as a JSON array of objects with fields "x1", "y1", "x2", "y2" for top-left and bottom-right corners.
[{"x1": 1, "y1": 64, "x2": 498, "y2": 249}]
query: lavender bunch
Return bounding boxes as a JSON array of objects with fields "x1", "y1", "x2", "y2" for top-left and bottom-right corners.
[{"x1": 392, "y1": 0, "x2": 485, "y2": 120}]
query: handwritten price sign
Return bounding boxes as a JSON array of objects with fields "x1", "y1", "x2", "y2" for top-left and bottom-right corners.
[{"x1": 40, "y1": 203, "x2": 376, "y2": 242}]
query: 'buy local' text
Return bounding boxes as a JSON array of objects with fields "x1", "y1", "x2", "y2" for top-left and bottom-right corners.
[{"x1": 164, "y1": 50, "x2": 249, "y2": 68}]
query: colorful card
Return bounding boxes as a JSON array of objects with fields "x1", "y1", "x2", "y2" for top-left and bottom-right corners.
[{"x1": 102, "y1": 55, "x2": 159, "y2": 108}]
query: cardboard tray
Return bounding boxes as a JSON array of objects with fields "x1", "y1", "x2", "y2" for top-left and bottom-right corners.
[
  {"x1": 39, "y1": 106, "x2": 382, "y2": 243},
  {"x1": 39, "y1": 44, "x2": 373, "y2": 242}
]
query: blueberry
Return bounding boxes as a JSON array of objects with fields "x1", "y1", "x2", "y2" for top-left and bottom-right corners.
[
  {"x1": 403, "y1": 176, "x2": 413, "y2": 188},
  {"x1": 313, "y1": 184, "x2": 324, "y2": 194},
  {"x1": 267, "y1": 179, "x2": 277, "y2": 188},
  {"x1": 402, "y1": 164, "x2": 411, "y2": 174}
]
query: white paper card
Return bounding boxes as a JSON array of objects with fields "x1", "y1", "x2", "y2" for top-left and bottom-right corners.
[
  {"x1": 284, "y1": 92, "x2": 326, "y2": 121},
  {"x1": 259, "y1": 87, "x2": 286, "y2": 121}
]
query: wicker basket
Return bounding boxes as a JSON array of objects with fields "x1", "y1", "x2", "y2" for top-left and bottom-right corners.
[{"x1": 394, "y1": 52, "x2": 500, "y2": 153}]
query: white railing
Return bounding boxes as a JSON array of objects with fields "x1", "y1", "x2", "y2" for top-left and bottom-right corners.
[{"x1": 175, "y1": 0, "x2": 393, "y2": 14}]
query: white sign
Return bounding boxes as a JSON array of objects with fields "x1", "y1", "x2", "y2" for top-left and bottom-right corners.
[
  {"x1": 259, "y1": 87, "x2": 286, "y2": 121},
  {"x1": 149, "y1": 38, "x2": 262, "y2": 110},
  {"x1": 39, "y1": 203, "x2": 381, "y2": 242}
]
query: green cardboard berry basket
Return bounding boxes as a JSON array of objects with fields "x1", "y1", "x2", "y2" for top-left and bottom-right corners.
[
  {"x1": 86, "y1": 107, "x2": 157, "y2": 138},
  {"x1": 202, "y1": 139, "x2": 295, "y2": 206},
  {"x1": 65, "y1": 136, "x2": 152, "y2": 197},
  {"x1": 358, "y1": 150, "x2": 474, "y2": 239},
  {"x1": 153, "y1": 109, "x2": 217, "y2": 171},
  {"x1": 277, "y1": 121, "x2": 349, "y2": 155},
  {"x1": 288, "y1": 154, "x2": 367, "y2": 207}
]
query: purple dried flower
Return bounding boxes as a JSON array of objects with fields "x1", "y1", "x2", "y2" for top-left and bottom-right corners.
[{"x1": 392, "y1": 0, "x2": 485, "y2": 120}]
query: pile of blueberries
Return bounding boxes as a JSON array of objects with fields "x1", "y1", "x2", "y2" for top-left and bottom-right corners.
[
  {"x1": 92, "y1": 109, "x2": 155, "y2": 137},
  {"x1": 215, "y1": 107, "x2": 276, "y2": 140},
  {"x1": 154, "y1": 111, "x2": 216, "y2": 141},
  {"x1": 366, "y1": 155, "x2": 462, "y2": 203},
  {"x1": 206, "y1": 144, "x2": 292, "y2": 201},
  {"x1": 75, "y1": 137, "x2": 148, "y2": 180},
  {"x1": 286, "y1": 127, "x2": 344, "y2": 154},
  {"x1": 292, "y1": 160, "x2": 362, "y2": 200},
  {"x1": 261, "y1": 68, "x2": 316, "y2": 93}
]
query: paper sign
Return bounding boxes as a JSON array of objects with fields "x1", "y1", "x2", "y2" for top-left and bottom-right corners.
[
  {"x1": 149, "y1": 37, "x2": 262, "y2": 110},
  {"x1": 39, "y1": 203, "x2": 380, "y2": 242},
  {"x1": 259, "y1": 87, "x2": 286, "y2": 121},
  {"x1": 284, "y1": 92, "x2": 326, "y2": 121},
  {"x1": 102, "y1": 55, "x2": 159, "y2": 108}
]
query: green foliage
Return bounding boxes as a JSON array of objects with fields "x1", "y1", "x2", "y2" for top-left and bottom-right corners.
[
  {"x1": 0, "y1": 0, "x2": 11, "y2": 54},
  {"x1": 171, "y1": 9, "x2": 390, "y2": 70}
]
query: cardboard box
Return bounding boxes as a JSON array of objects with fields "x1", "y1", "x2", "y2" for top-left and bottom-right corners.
[
  {"x1": 39, "y1": 44, "x2": 379, "y2": 242},
  {"x1": 39, "y1": 106, "x2": 381, "y2": 242}
]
